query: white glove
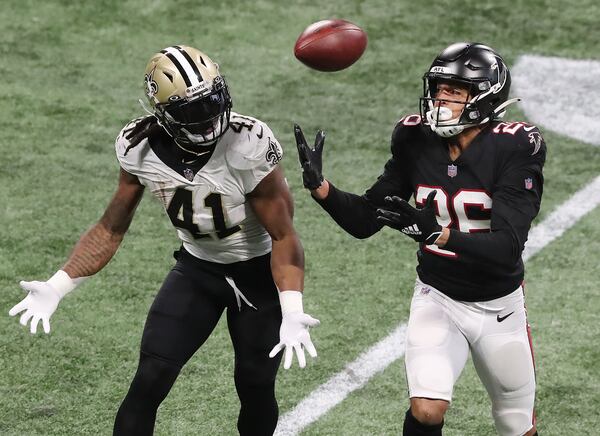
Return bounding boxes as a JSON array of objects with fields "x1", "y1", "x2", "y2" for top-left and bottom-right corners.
[
  {"x1": 269, "y1": 290, "x2": 320, "y2": 369},
  {"x1": 9, "y1": 270, "x2": 83, "y2": 334}
]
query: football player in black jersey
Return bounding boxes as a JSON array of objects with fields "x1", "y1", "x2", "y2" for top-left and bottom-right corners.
[{"x1": 295, "y1": 42, "x2": 544, "y2": 436}]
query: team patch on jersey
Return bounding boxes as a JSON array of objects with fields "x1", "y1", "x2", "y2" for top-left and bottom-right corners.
[
  {"x1": 447, "y1": 164, "x2": 458, "y2": 178},
  {"x1": 525, "y1": 178, "x2": 533, "y2": 190},
  {"x1": 528, "y1": 132, "x2": 543, "y2": 155},
  {"x1": 266, "y1": 138, "x2": 283, "y2": 165}
]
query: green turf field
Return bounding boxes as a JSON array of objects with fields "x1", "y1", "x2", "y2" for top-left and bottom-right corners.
[{"x1": 1, "y1": 1, "x2": 599, "y2": 435}]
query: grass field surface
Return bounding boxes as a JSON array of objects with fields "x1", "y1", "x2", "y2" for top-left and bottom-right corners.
[{"x1": 1, "y1": 1, "x2": 599, "y2": 435}]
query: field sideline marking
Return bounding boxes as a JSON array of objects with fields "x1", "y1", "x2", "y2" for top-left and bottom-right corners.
[{"x1": 274, "y1": 174, "x2": 600, "y2": 435}]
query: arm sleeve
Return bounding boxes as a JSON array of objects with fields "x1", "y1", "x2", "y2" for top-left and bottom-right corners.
[
  {"x1": 312, "y1": 182, "x2": 380, "y2": 239},
  {"x1": 445, "y1": 131, "x2": 546, "y2": 266},
  {"x1": 312, "y1": 127, "x2": 413, "y2": 239}
]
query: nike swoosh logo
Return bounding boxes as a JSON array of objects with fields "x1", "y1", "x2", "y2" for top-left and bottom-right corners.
[
  {"x1": 497, "y1": 311, "x2": 515, "y2": 322},
  {"x1": 523, "y1": 125, "x2": 537, "y2": 131},
  {"x1": 257, "y1": 125, "x2": 264, "y2": 139}
]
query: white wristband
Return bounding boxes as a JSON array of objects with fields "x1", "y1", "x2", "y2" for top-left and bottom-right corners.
[
  {"x1": 47, "y1": 270, "x2": 87, "y2": 298},
  {"x1": 278, "y1": 290, "x2": 303, "y2": 314}
]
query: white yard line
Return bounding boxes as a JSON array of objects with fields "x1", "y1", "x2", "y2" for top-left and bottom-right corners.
[
  {"x1": 512, "y1": 55, "x2": 600, "y2": 146},
  {"x1": 275, "y1": 174, "x2": 600, "y2": 436},
  {"x1": 275, "y1": 324, "x2": 407, "y2": 436},
  {"x1": 522, "y1": 175, "x2": 600, "y2": 261}
]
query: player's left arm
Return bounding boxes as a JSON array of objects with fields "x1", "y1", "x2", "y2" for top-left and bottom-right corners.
[
  {"x1": 378, "y1": 128, "x2": 546, "y2": 267},
  {"x1": 441, "y1": 130, "x2": 547, "y2": 264},
  {"x1": 248, "y1": 165, "x2": 320, "y2": 369},
  {"x1": 249, "y1": 165, "x2": 304, "y2": 291}
]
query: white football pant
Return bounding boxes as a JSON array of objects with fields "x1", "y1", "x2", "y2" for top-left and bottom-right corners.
[{"x1": 405, "y1": 278, "x2": 536, "y2": 436}]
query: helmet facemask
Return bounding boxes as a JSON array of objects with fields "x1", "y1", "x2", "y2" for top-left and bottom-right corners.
[
  {"x1": 155, "y1": 77, "x2": 232, "y2": 151},
  {"x1": 421, "y1": 78, "x2": 483, "y2": 138}
]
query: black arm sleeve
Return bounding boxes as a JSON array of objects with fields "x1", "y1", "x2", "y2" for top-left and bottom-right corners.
[
  {"x1": 444, "y1": 228, "x2": 518, "y2": 266},
  {"x1": 312, "y1": 182, "x2": 380, "y2": 239},
  {"x1": 313, "y1": 154, "x2": 412, "y2": 239},
  {"x1": 445, "y1": 131, "x2": 546, "y2": 267}
]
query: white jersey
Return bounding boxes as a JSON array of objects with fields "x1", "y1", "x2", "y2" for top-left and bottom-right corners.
[{"x1": 115, "y1": 112, "x2": 283, "y2": 264}]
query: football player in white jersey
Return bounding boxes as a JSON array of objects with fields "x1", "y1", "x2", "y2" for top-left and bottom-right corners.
[{"x1": 8, "y1": 45, "x2": 319, "y2": 436}]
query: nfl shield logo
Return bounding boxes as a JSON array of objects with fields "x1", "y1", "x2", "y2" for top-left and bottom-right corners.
[
  {"x1": 447, "y1": 164, "x2": 458, "y2": 178},
  {"x1": 183, "y1": 168, "x2": 194, "y2": 181},
  {"x1": 525, "y1": 178, "x2": 533, "y2": 190}
]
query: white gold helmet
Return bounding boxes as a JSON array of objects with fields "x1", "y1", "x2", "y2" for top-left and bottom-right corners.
[{"x1": 144, "y1": 45, "x2": 232, "y2": 149}]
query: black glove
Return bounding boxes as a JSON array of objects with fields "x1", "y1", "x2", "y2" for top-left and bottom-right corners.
[
  {"x1": 376, "y1": 191, "x2": 443, "y2": 245},
  {"x1": 123, "y1": 115, "x2": 164, "y2": 155},
  {"x1": 294, "y1": 123, "x2": 325, "y2": 190}
]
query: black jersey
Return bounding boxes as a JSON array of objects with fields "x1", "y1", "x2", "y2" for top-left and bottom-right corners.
[{"x1": 315, "y1": 115, "x2": 546, "y2": 301}]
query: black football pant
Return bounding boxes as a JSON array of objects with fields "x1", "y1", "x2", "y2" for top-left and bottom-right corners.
[{"x1": 113, "y1": 248, "x2": 282, "y2": 436}]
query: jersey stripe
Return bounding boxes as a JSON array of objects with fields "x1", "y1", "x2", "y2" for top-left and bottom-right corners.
[{"x1": 161, "y1": 47, "x2": 201, "y2": 87}]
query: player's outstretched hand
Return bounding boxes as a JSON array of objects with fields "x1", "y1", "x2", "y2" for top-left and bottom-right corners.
[
  {"x1": 294, "y1": 123, "x2": 325, "y2": 190},
  {"x1": 376, "y1": 191, "x2": 443, "y2": 245},
  {"x1": 9, "y1": 280, "x2": 62, "y2": 334},
  {"x1": 269, "y1": 311, "x2": 320, "y2": 369}
]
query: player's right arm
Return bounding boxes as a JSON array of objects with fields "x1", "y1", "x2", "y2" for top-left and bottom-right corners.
[
  {"x1": 62, "y1": 168, "x2": 144, "y2": 278},
  {"x1": 9, "y1": 168, "x2": 145, "y2": 334},
  {"x1": 294, "y1": 123, "x2": 411, "y2": 239}
]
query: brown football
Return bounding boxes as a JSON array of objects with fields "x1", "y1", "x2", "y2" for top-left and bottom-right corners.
[{"x1": 294, "y1": 19, "x2": 367, "y2": 72}]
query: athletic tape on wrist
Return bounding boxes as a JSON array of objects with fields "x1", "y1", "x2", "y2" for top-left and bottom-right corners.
[
  {"x1": 279, "y1": 290, "x2": 303, "y2": 314},
  {"x1": 47, "y1": 270, "x2": 87, "y2": 298}
]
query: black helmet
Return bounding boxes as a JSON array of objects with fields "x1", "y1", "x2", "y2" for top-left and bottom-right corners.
[{"x1": 420, "y1": 42, "x2": 518, "y2": 137}]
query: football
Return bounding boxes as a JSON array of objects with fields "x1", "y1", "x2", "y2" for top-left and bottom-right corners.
[{"x1": 294, "y1": 19, "x2": 367, "y2": 72}]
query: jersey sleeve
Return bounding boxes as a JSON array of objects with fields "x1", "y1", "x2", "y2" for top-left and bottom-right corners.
[
  {"x1": 114, "y1": 117, "x2": 152, "y2": 177},
  {"x1": 445, "y1": 126, "x2": 547, "y2": 265},
  {"x1": 313, "y1": 120, "x2": 413, "y2": 239},
  {"x1": 491, "y1": 127, "x2": 546, "y2": 250},
  {"x1": 225, "y1": 119, "x2": 283, "y2": 194}
]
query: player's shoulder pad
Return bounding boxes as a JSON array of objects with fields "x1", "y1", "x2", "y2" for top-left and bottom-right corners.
[
  {"x1": 391, "y1": 114, "x2": 426, "y2": 157},
  {"x1": 491, "y1": 121, "x2": 547, "y2": 160},
  {"x1": 225, "y1": 113, "x2": 283, "y2": 170},
  {"x1": 114, "y1": 116, "x2": 152, "y2": 168},
  {"x1": 115, "y1": 116, "x2": 152, "y2": 155}
]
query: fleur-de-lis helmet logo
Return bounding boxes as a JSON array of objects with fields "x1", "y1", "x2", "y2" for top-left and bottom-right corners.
[{"x1": 144, "y1": 66, "x2": 158, "y2": 99}]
